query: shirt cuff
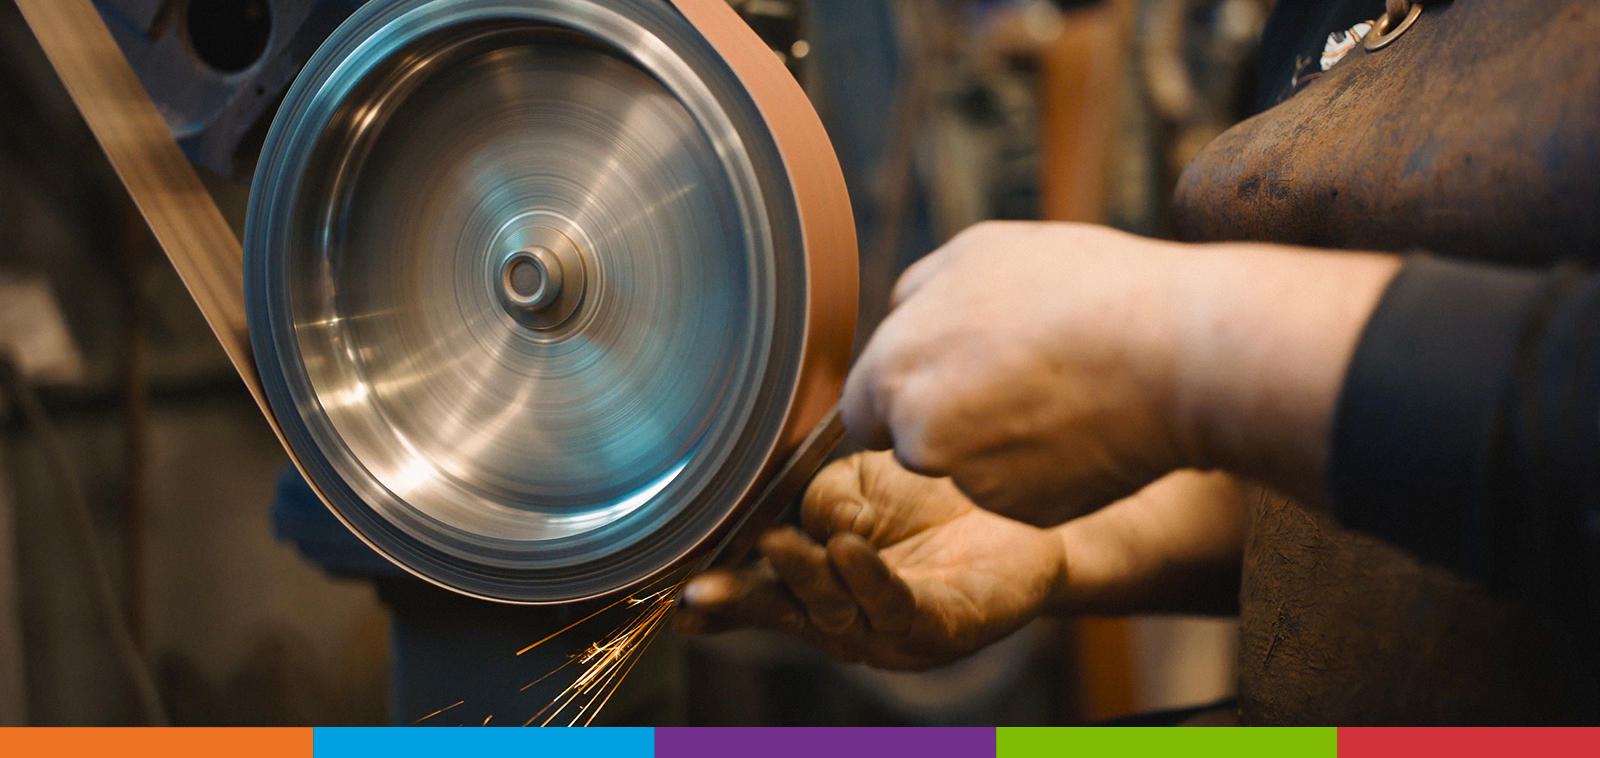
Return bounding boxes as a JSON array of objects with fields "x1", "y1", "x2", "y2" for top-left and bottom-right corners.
[{"x1": 1329, "y1": 255, "x2": 1545, "y2": 580}]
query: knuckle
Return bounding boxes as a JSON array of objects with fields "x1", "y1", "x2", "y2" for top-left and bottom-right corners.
[
  {"x1": 888, "y1": 271, "x2": 919, "y2": 306},
  {"x1": 891, "y1": 428, "x2": 950, "y2": 476},
  {"x1": 840, "y1": 372, "x2": 893, "y2": 450},
  {"x1": 814, "y1": 608, "x2": 859, "y2": 635},
  {"x1": 755, "y1": 528, "x2": 790, "y2": 557},
  {"x1": 801, "y1": 459, "x2": 860, "y2": 531},
  {"x1": 949, "y1": 220, "x2": 1011, "y2": 256},
  {"x1": 813, "y1": 503, "x2": 857, "y2": 542}
]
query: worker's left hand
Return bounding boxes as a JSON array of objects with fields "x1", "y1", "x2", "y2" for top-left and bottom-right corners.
[{"x1": 672, "y1": 451, "x2": 1064, "y2": 671}]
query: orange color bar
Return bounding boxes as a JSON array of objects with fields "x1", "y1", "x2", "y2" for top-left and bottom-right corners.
[{"x1": 0, "y1": 728, "x2": 312, "y2": 758}]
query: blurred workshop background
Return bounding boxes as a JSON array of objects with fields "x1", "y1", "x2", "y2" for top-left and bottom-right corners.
[{"x1": 0, "y1": 0, "x2": 1267, "y2": 726}]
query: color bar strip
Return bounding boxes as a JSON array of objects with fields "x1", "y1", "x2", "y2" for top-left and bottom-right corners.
[
  {"x1": 999, "y1": 727, "x2": 1336, "y2": 758},
  {"x1": 314, "y1": 726, "x2": 653, "y2": 758},
  {"x1": 657, "y1": 727, "x2": 994, "y2": 758},
  {"x1": 7, "y1": 723, "x2": 1600, "y2": 757},
  {"x1": 0, "y1": 727, "x2": 311, "y2": 758},
  {"x1": 1340, "y1": 727, "x2": 1600, "y2": 758}
]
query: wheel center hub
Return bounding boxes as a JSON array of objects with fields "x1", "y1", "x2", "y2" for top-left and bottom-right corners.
[{"x1": 495, "y1": 227, "x2": 587, "y2": 330}]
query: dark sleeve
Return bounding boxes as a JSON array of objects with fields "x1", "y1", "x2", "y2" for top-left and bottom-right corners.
[{"x1": 1331, "y1": 255, "x2": 1600, "y2": 636}]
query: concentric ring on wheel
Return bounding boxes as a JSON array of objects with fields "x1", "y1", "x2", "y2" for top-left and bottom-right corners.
[{"x1": 246, "y1": 0, "x2": 818, "y2": 603}]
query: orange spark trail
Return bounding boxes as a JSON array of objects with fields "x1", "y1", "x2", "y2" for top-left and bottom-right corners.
[
  {"x1": 515, "y1": 572, "x2": 680, "y2": 656},
  {"x1": 528, "y1": 571, "x2": 690, "y2": 726},
  {"x1": 426, "y1": 565, "x2": 699, "y2": 728},
  {"x1": 413, "y1": 700, "x2": 464, "y2": 724}
]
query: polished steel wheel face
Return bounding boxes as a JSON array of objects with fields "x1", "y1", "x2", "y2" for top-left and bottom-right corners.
[{"x1": 246, "y1": 0, "x2": 807, "y2": 602}]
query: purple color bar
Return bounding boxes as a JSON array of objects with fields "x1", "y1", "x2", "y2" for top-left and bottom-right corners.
[{"x1": 655, "y1": 727, "x2": 996, "y2": 758}]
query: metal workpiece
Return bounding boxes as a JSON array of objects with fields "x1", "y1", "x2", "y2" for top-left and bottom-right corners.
[{"x1": 246, "y1": 0, "x2": 856, "y2": 603}]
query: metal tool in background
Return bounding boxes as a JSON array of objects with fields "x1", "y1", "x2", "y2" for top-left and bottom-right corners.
[
  {"x1": 21, "y1": 0, "x2": 857, "y2": 606},
  {"x1": 91, "y1": 0, "x2": 366, "y2": 181},
  {"x1": 92, "y1": 0, "x2": 813, "y2": 182}
]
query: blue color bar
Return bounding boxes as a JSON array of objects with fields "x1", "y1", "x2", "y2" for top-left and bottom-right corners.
[{"x1": 313, "y1": 726, "x2": 655, "y2": 758}]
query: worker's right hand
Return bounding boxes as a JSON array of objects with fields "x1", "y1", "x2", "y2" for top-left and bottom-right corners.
[
  {"x1": 672, "y1": 452, "x2": 1250, "y2": 670},
  {"x1": 842, "y1": 222, "x2": 1192, "y2": 526},
  {"x1": 841, "y1": 221, "x2": 1401, "y2": 521}
]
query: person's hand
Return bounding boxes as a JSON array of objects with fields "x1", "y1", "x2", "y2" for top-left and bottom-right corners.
[
  {"x1": 672, "y1": 452, "x2": 1251, "y2": 670},
  {"x1": 844, "y1": 222, "x2": 1187, "y2": 525},
  {"x1": 843, "y1": 221, "x2": 1400, "y2": 520},
  {"x1": 673, "y1": 451, "x2": 1065, "y2": 670}
]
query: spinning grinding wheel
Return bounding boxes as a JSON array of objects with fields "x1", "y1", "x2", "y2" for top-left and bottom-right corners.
[
  {"x1": 19, "y1": 0, "x2": 856, "y2": 604},
  {"x1": 250, "y1": 0, "x2": 858, "y2": 603}
]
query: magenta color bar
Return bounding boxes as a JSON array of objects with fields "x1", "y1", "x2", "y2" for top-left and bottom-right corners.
[{"x1": 656, "y1": 727, "x2": 995, "y2": 758}]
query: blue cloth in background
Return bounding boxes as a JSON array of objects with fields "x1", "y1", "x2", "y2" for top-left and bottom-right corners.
[{"x1": 270, "y1": 466, "x2": 405, "y2": 579}]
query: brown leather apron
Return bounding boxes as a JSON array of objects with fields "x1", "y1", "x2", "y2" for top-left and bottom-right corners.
[{"x1": 1172, "y1": 0, "x2": 1600, "y2": 724}]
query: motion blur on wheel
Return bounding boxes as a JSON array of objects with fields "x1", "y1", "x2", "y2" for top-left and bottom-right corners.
[{"x1": 7, "y1": 0, "x2": 1594, "y2": 730}]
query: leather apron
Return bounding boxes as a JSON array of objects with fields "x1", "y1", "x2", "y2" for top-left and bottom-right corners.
[{"x1": 1172, "y1": 0, "x2": 1600, "y2": 724}]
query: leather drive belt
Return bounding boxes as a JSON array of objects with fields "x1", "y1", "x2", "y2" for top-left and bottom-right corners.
[{"x1": 16, "y1": 0, "x2": 857, "y2": 604}]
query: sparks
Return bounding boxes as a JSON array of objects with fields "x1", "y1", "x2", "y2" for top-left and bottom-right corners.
[
  {"x1": 516, "y1": 566, "x2": 698, "y2": 726},
  {"x1": 424, "y1": 565, "x2": 702, "y2": 729},
  {"x1": 413, "y1": 700, "x2": 464, "y2": 724}
]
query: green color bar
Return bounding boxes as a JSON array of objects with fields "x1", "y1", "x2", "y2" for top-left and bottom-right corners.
[{"x1": 998, "y1": 727, "x2": 1338, "y2": 758}]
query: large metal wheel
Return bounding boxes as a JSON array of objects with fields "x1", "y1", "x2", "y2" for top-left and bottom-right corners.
[{"x1": 245, "y1": 0, "x2": 854, "y2": 603}]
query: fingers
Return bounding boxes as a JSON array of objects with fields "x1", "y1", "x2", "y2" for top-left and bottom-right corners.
[
  {"x1": 678, "y1": 528, "x2": 919, "y2": 644},
  {"x1": 800, "y1": 456, "x2": 876, "y2": 543},
  {"x1": 828, "y1": 533, "x2": 915, "y2": 636},
  {"x1": 759, "y1": 527, "x2": 859, "y2": 634},
  {"x1": 840, "y1": 310, "x2": 950, "y2": 464},
  {"x1": 841, "y1": 283, "x2": 964, "y2": 472},
  {"x1": 888, "y1": 245, "x2": 953, "y2": 310},
  {"x1": 843, "y1": 265, "x2": 941, "y2": 454},
  {"x1": 845, "y1": 225, "x2": 979, "y2": 453},
  {"x1": 840, "y1": 339, "x2": 895, "y2": 451},
  {"x1": 677, "y1": 563, "x2": 806, "y2": 635}
]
